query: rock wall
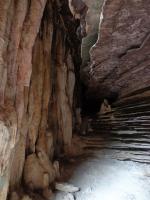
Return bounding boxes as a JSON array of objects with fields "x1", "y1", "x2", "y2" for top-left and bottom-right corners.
[
  {"x1": 89, "y1": 0, "x2": 150, "y2": 100},
  {"x1": 81, "y1": 0, "x2": 104, "y2": 67},
  {"x1": 0, "y1": 0, "x2": 84, "y2": 199}
]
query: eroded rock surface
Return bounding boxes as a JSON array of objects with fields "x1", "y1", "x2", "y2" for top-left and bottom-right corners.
[
  {"x1": 0, "y1": 0, "x2": 83, "y2": 199},
  {"x1": 89, "y1": 0, "x2": 150, "y2": 100},
  {"x1": 81, "y1": 0, "x2": 104, "y2": 66}
]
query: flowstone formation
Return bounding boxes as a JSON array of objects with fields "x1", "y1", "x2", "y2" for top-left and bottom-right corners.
[{"x1": 0, "y1": 0, "x2": 87, "y2": 199}]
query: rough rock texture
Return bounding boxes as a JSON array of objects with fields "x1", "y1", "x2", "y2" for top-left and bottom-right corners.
[
  {"x1": 68, "y1": 0, "x2": 88, "y2": 38},
  {"x1": 0, "y1": 0, "x2": 83, "y2": 199},
  {"x1": 81, "y1": 0, "x2": 104, "y2": 66},
  {"x1": 89, "y1": 0, "x2": 150, "y2": 100}
]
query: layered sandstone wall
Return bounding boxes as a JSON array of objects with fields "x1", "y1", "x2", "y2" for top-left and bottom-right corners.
[{"x1": 89, "y1": 0, "x2": 150, "y2": 100}]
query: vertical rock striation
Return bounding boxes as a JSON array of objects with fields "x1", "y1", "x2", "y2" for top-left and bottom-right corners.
[{"x1": 0, "y1": 0, "x2": 84, "y2": 199}]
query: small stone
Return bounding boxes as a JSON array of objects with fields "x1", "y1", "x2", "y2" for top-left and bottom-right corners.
[{"x1": 55, "y1": 182, "x2": 80, "y2": 193}]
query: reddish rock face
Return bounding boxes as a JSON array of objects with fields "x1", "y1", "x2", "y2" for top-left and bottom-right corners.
[
  {"x1": 89, "y1": 0, "x2": 150, "y2": 100},
  {"x1": 0, "y1": 1, "x2": 82, "y2": 199}
]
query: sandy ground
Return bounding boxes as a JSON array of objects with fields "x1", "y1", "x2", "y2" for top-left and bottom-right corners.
[{"x1": 52, "y1": 150, "x2": 150, "y2": 200}]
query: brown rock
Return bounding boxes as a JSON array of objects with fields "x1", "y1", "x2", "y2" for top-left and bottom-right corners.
[
  {"x1": 23, "y1": 154, "x2": 49, "y2": 190},
  {"x1": 9, "y1": 192, "x2": 20, "y2": 200},
  {"x1": 0, "y1": 0, "x2": 82, "y2": 199},
  {"x1": 21, "y1": 195, "x2": 32, "y2": 200},
  {"x1": 89, "y1": 0, "x2": 150, "y2": 100},
  {"x1": 69, "y1": 0, "x2": 88, "y2": 37}
]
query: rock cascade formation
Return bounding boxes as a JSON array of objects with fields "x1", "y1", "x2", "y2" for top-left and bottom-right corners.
[
  {"x1": 88, "y1": 0, "x2": 150, "y2": 101},
  {"x1": 0, "y1": 0, "x2": 87, "y2": 199}
]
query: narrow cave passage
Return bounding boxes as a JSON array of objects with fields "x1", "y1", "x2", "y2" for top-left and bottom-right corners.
[
  {"x1": 0, "y1": 0, "x2": 150, "y2": 200},
  {"x1": 52, "y1": 0, "x2": 150, "y2": 199},
  {"x1": 53, "y1": 92, "x2": 150, "y2": 200}
]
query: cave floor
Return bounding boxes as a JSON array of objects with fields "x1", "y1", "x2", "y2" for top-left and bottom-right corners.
[
  {"x1": 53, "y1": 96, "x2": 150, "y2": 200},
  {"x1": 53, "y1": 149, "x2": 150, "y2": 200}
]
